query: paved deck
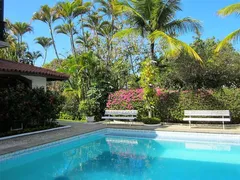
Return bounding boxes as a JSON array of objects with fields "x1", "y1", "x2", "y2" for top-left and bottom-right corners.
[{"x1": 0, "y1": 121, "x2": 239, "y2": 155}]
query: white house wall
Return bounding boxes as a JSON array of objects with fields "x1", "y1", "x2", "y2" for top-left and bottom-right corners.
[{"x1": 22, "y1": 75, "x2": 47, "y2": 91}]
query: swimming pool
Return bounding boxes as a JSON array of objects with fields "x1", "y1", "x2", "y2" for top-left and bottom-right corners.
[{"x1": 0, "y1": 129, "x2": 240, "y2": 180}]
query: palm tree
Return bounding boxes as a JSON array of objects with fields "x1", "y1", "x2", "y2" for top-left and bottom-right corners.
[
  {"x1": 55, "y1": 0, "x2": 91, "y2": 56},
  {"x1": 83, "y1": 12, "x2": 102, "y2": 49},
  {"x1": 35, "y1": 37, "x2": 53, "y2": 65},
  {"x1": 95, "y1": 0, "x2": 129, "y2": 34},
  {"x1": 55, "y1": 23, "x2": 77, "y2": 55},
  {"x1": 24, "y1": 51, "x2": 43, "y2": 65},
  {"x1": 97, "y1": 21, "x2": 115, "y2": 63},
  {"x1": 32, "y1": 5, "x2": 60, "y2": 59},
  {"x1": 10, "y1": 22, "x2": 33, "y2": 59},
  {"x1": 76, "y1": 31, "x2": 94, "y2": 51},
  {"x1": 216, "y1": 3, "x2": 240, "y2": 52},
  {"x1": 95, "y1": 0, "x2": 129, "y2": 61},
  {"x1": 114, "y1": 0, "x2": 202, "y2": 61}
]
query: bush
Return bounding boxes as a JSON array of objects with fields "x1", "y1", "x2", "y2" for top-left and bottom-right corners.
[
  {"x1": 79, "y1": 99, "x2": 100, "y2": 117},
  {"x1": 59, "y1": 112, "x2": 74, "y2": 120},
  {"x1": 0, "y1": 85, "x2": 64, "y2": 133},
  {"x1": 106, "y1": 88, "x2": 240, "y2": 123},
  {"x1": 139, "y1": 117, "x2": 161, "y2": 124}
]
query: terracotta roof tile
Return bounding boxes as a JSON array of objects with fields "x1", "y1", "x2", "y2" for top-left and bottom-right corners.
[{"x1": 0, "y1": 59, "x2": 69, "y2": 80}]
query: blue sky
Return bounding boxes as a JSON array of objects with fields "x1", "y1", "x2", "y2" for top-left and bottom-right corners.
[{"x1": 5, "y1": 0, "x2": 240, "y2": 66}]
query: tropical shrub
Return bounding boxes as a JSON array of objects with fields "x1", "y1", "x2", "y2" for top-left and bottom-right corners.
[
  {"x1": 0, "y1": 85, "x2": 64, "y2": 133},
  {"x1": 79, "y1": 99, "x2": 100, "y2": 117}
]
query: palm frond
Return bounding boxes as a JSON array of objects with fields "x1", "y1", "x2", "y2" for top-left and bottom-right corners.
[
  {"x1": 149, "y1": 30, "x2": 202, "y2": 62},
  {"x1": 218, "y1": 3, "x2": 240, "y2": 16},
  {"x1": 215, "y1": 28, "x2": 240, "y2": 52},
  {"x1": 164, "y1": 17, "x2": 202, "y2": 36},
  {"x1": 112, "y1": 28, "x2": 139, "y2": 39},
  {"x1": 35, "y1": 37, "x2": 53, "y2": 49}
]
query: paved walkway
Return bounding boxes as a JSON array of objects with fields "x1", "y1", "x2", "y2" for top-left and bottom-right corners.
[{"x1": 0, "y1": 120, "x2": 239, "y2": 155}]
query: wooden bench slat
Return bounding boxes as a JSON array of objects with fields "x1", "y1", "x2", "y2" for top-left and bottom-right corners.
[{"x1": 183, "y1": 118, "x2": 231, "y2": 122}]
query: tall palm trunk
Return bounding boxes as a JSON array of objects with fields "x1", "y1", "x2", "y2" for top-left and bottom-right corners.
[
  {"x1": 17, "y1": 36, "x2": 21, "y2": 61},
  {"x1": 43, "y1": 48, "x2": 47, "y2": 66},
  {"x1": 49, "y1": 23, "x2": 60, "y2": 60},
  {"x1": 70, "y1": 30, "x2": 76, "y2": 56},
  {"x1": 81, "y1": 15, "x2": 87, "y2": 52}
]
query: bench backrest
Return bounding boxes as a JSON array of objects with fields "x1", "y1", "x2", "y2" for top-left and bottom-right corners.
[
  {"x1": 184, "y1": 110, "x2": 230, "y2": 117},
  {"x1": 105, "y1": 110, "x2": 138, "y2": 116}
]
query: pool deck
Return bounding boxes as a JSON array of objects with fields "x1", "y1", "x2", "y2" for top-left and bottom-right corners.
[{"x1": 0, "y1": 121, "x2": 239, "y2": 155}]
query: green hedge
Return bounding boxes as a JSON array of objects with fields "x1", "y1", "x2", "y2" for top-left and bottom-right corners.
[
  {"x1": 107, "y1": 88, "x2": 240, "y2": 123},
  {"x1": 156, "y1": 89, "x2": 240, "y2": 123}
]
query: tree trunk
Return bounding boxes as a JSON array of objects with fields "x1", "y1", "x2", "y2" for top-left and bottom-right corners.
[
  {"x1": 70, "y1": 30, "x2": 76, "y2": 57},
  {"x1": 42, "y1": 49, "x2": 47, "y2": 66},
  {"x1": 49, "y1": 24, "x2": 60, "y2": 60},
  {"x1": 17, "y1": 36, "x2": 21, "y2": 61},
  {"x1": 81, "y1": 15, "x2": 87, "y2": 52}
]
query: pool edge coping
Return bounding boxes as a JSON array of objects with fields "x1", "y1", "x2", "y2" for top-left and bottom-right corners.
[{"x1": 0, "y1": 125, "x2": 71, "y2": 141}]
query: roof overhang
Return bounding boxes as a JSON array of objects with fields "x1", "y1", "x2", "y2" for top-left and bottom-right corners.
[
  {"x1": 0, "y1": 59, "x2": 69, "y2": 81},
  {"x1": 0, "y1": 71, "x2": 68, "y2": 81}
]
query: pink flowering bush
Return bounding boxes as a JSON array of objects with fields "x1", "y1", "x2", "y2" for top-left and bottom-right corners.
[{"x1": 106, "y1": 88, "x2": 162, "y2": 110}]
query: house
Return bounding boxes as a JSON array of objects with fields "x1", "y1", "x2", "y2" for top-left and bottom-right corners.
[{"x1": 0, "y1": 58, "x2": 69, "y2": 90}]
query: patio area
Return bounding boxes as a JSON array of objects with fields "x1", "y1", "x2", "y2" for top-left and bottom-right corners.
[{"x1": 0, "y1": 120, "x2": 239, "y2": 155}]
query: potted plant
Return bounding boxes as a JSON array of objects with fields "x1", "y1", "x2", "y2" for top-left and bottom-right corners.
[{"x1": 79, "y1": 99, "x2": 98, "y2": 122}]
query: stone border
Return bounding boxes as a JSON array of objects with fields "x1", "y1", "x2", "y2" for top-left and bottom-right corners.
[
  {"x1": 0, "y1": 129, "x2": 106, "y2": 162},
  {"x1": 0, "y1": 125, "x2": 71, "y2": 141}
]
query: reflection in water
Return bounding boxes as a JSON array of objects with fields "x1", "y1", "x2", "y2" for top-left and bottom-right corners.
[{"x1": 66, "y1": 137, "x2": 163, "y2": 180}]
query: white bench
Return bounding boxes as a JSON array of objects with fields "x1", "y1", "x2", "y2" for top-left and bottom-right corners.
[
  {"x1": 102, "y1": 110, "x2": 138, "y2": 124},
  {"x1": 183, "y1": 110, "x2": 231, "y2": 129}
]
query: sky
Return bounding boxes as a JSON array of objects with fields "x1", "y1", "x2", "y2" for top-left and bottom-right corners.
[{"x1": 5, "y1": 0, "x2": 240, "y2": 66}]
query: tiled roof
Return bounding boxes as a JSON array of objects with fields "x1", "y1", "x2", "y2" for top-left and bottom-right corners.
[{"x1": 0, "y1": 59, "x2": 69, "y2": 80}]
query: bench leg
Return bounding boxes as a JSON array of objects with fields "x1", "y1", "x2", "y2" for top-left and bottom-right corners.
[
  {"x1": 189, "y1": 121, "x2": 191, "y2": 129},
  {"x1": 223, "y1": 121, "x2": 225, "y2": 130}
]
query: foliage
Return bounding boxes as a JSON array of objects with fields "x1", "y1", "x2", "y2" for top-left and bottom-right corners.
[
  {"x1": 106, "y1": 88, "x2": 240, "y2": 123},
  {"x1": 0, "y1": 84, "x2": 64, "y2": 133},
  {"x1": 158, "y1": 37, "x2": 240, "y2": 89},
  {"x1": 58, "y1": 52, "x2": 112, "y2": 120},
  {"x1": 216, "y1": 3, "x2": 240, "y2": 51},
  {"x1": 79, "y1": 99, "x2": 100, "y2": 117},
  {"x1": 59, "y1": 112, "x2": 75, "y2": 120},
  {"x1": 114, "y1": 0, "x2": 202, "y2": 61},
  {"x1": 140, "y1": 58, "x2": 158, "y2": 117}
]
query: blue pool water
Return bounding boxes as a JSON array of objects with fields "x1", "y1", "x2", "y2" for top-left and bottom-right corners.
[{"x1": 0, "y1": 130, "x2": 240, "y2": 180}]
